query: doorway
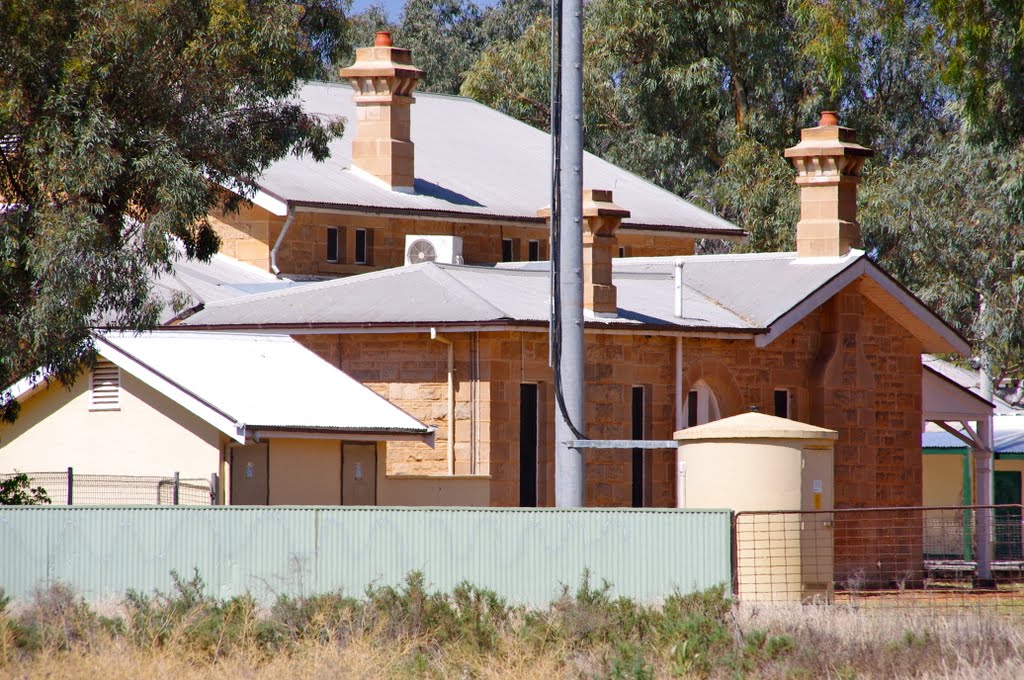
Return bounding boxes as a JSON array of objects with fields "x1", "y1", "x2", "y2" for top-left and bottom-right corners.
[
  {"x1": 342, "y1": 443, "x2": 377, "y2": 506},
  {"x1": 631, "y1": 386, "x2": 646, "y2": 507},
  {"x1": 520, "y1": 384, "x2": 538, "y2": 507},
  {"x1": 230, "y1": 444, "x2": 269, "y2": 505},
  {"x1": 994, "y1": 470, "x2": 1022, "y2": 560}
]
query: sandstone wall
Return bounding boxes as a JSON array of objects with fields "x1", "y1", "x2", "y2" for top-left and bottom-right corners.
[
  {"x1": 292, "y1": 280, "x2": 925, "y2": 558},
  {"x1": 210, "y1": 205, "x2": 697, "y2": 277}
]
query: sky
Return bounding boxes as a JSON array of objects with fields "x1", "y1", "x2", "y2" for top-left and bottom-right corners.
[{"x1": 350, "y1": 0, "x2": 500, "y2": 21}]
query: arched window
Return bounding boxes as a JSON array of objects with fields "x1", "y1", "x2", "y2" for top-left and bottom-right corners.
[{"x1": 683, "y1": 380, "x2": 720, "y2": 427}]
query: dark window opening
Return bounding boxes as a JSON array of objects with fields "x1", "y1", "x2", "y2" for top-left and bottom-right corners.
[
  {"x1": 687, "y1": 390, "x2": 699, "y2": 427},
  {"x1": 618, "y1": 246, "x2": 626, "y2": 258},
  {"x1": 774, "y1": 389, "x2": 789, "y2": 419},
  {"x1": 354, "y1": 228, "x2": 367, "y2": 264},
  {"x1": 519, "y1": 384, "x2": 538, "y2": 507},
  {"x1": 326, "y1": 227, "x2": 339, "y2": 263},
  {"x1": 631, "y1": 386, "x2": 645, "y2": 508},
  {"x1": 528, "y1": 240, "x2": 540, "y2": 261},
  {"x1": 502, "y1": 238, "x2": 515, "y2": 262}
]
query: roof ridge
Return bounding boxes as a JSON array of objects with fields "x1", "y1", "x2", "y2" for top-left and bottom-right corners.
[
  {"x1": 423, "y1": 264, "x2": 511, "y2": 318},
  {"x1": 196, "y1": 265, "x2": 414, "y2": 310}
]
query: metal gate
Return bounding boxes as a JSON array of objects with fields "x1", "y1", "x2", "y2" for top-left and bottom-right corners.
[{"x1": 733, "y1": 505, "x2": 1024, "y2": 611}]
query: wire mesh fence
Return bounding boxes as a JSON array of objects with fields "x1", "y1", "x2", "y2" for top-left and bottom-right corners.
[
  {"x1": 733, "y1": 505, "x2": 1024, "y2": 612},
  {"x1": 0, "y1": 469, "x2": 215, "y2": 506}
]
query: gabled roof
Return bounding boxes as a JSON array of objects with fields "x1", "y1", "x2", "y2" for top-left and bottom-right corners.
[
  {"x1": 151, "y1": 253, "x2": 307, "y2": 323},
  {"x1": 245, "y1": 82, "x2": 743, "y2": 238},
  {"x1": 923, "y1": 355, "x2": 1021, "y2": 415},
  {"x1": 177, "y1": 250, "x2": 968, "y2": 355},
  {"x1": 922, "y1": 362, "x2": 995, "y2": 422},
  {"x1": 8, "y1": 332, "x2": 432, "y2": 444}
]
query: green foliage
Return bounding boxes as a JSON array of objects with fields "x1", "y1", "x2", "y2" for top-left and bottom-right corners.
[
  {"x1": 0, "y1": 0, "x2": 348, "y2": 421},
  {"x1": 860, "y1": 134, "x2": 1024, "y2": 403},
  {"x1": 934, "y1": 0, "x2": 1024, "y2": 145},
  {"x1": 12, "y1": 582, "x2": 99, "y2": 652},
  {"x1": 395, "y1": 0, "x2": 485, "y2": 95},
  {"x1": 361, "y1": 571, "x2": 512, "y2": 653},
  {"x1": 125, "y1": 569, "x2": 288, "y2": 657},
  {"x1": 0, "y1": 473, "x2": 50, "y2": 505}
]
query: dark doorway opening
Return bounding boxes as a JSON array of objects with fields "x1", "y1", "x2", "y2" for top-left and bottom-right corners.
[
  {"x1": 519, "y1": 384, "x2": 538, "y2": 507},
  {"x1": 632, "y1": 386, "x2": 645, "y2": 507},
  {"x1": 994, "y1": 470, "x2": 1022, "y2": 560}
]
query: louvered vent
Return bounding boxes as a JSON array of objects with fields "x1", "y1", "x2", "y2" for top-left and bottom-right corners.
[{"x1": 90, "y1": 360, "x2": 120, "y2": 410}]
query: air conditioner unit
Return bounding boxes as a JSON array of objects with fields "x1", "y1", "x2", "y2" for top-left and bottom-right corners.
[{"x1": 404, "y1": 235, "x2": 464, "y2": 266}]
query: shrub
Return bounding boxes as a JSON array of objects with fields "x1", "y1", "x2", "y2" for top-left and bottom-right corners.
[
  {"x1": 0, "y1": 473, "x2": 50, "y2": 505},
  {"x1": 14, "y1": 582, "x2": 99, "y2": 652}
]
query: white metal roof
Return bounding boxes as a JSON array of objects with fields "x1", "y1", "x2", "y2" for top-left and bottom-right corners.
[
  {"x1": 923, "y1": 355, "x2": 1020, "y2": 415},
  {"x1": 247, "y1": 81, "x2": 743, "y2": 237},
  {"x1": 92, "y1": 331, "x2": 431, "y2": 443}
]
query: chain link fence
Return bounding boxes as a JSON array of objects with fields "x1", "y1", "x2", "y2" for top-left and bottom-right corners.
[
  {"x1": 733, "y1": 505, "x2": 1024, "y2": 612},
  {"x1": 0, "y1": 469, "x2": 216, "y2": 506}
]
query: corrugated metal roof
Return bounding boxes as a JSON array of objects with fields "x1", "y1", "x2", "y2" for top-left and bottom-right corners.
[
  {"x1": 254, "y1": 82, "x2": 742, "y2": 236},
  {"x1": 98, "y1": 331, "x2": 429, "y2": 436},
  {"x1": 179, "y1": 252, "x2": 861, "y2": 332},
  {"x1": 151, "y1": 254, "x2": 308, "y2": 323},
  {"x1": 923, "y1": 425, "x2": 1024, "y2": 454}
]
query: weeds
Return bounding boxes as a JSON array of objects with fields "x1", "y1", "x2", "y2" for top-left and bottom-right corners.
[{"x1": 3, "y1": 573, "x2": 1024, "y2": 678}]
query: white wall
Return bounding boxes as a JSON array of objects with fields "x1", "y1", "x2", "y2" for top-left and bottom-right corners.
[{"x1": 0, "y1": 369, "x2": 221, "y2": 479}]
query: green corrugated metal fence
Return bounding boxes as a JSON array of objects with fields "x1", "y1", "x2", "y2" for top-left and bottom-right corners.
[{"x1": 0, "y1": 506, "x2": 731, "y2": 606}]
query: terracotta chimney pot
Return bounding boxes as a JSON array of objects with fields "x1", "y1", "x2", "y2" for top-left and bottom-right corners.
[{"x1": 819, "y1": 110, "x2": 839, "y2": 127}]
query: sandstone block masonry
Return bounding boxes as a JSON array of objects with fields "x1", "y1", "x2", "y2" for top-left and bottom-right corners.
[
  {"x1": 292, "y1": 281, "x2": 922, "y2": 524},
  {"x1": 209, "y1": 202, "x2": 696, "y2": 278}
]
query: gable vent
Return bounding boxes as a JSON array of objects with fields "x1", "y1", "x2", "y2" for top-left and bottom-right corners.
[{"x1": 90, "y1": 360, "x2": 120, "y2": 410}]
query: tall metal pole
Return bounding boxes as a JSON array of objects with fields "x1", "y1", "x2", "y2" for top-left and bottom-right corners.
[
  {"x1": 554, "y1": 0, "x2": 585, "y2": 506},
  {"x1": 976, "y1": 335, "x2": 995, "y2": 585}
]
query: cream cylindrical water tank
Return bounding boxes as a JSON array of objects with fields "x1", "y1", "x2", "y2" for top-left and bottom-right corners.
[{"x1": 675, "y1": 412, "x2": 838, "y2": 602}]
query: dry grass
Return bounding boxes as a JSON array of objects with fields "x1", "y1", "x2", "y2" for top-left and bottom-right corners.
[
  {"x1": 4, "y1": 574, "x2": 1024, "y2": 679},
  {"x1": 734, "y1": 602, "x2": 1024, "y2": 679}
]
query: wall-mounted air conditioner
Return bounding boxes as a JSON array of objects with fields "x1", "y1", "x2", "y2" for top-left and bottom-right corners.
[{"x1": 404, "y1": 235, "x2": 464, "y2": 266}]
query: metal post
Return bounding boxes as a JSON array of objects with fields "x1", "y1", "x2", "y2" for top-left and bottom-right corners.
[
  {"x1": 554, "y1": 0, "x2": 585, "y2": 507},
  {"x1": 675, "y1": 336, "x2": 685, "y2": 508},
  {"x1": 210, "y1": 472, "x2": 219, "y2": 505},
  {"x1": 975, "y1": 421, "x2": 995, "y2": 586},
  {"x1": 173, "y1": 471, "x2": 180, "y2": 506},
  {"x1": 66, "y1": 466, "x2": 73, "y2": 505},
  {"x1": 976, "y1": 360, "x2": 995, "y2": 586}
]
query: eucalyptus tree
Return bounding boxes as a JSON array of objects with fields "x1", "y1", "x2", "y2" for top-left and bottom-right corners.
[
  {"x1": 0, "y1": 0, "x2": 348, "y2": 421},
  {"x1": 933, "y1": 0, "x2": 1024, "y2": 145},
  {"x1": 860, "y1": 136, "x2": 1024, "y2": 405},
  {"x1": 394, "y1": 0, "x2": 486, "y2": 94}
]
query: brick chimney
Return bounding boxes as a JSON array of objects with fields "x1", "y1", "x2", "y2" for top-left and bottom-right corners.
[
  {"x1": 538, "y1": 189, "x2": 629, "y2": 315},
  {"x1": 784, "y1": 111, "x2": 873, "y2": 257},
  {"x1": 582, "y1": 190, "x2": 630, "y2": 314},
  {"x1": 339, "y1": 32, "x2": 423, "y2": 192}
]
